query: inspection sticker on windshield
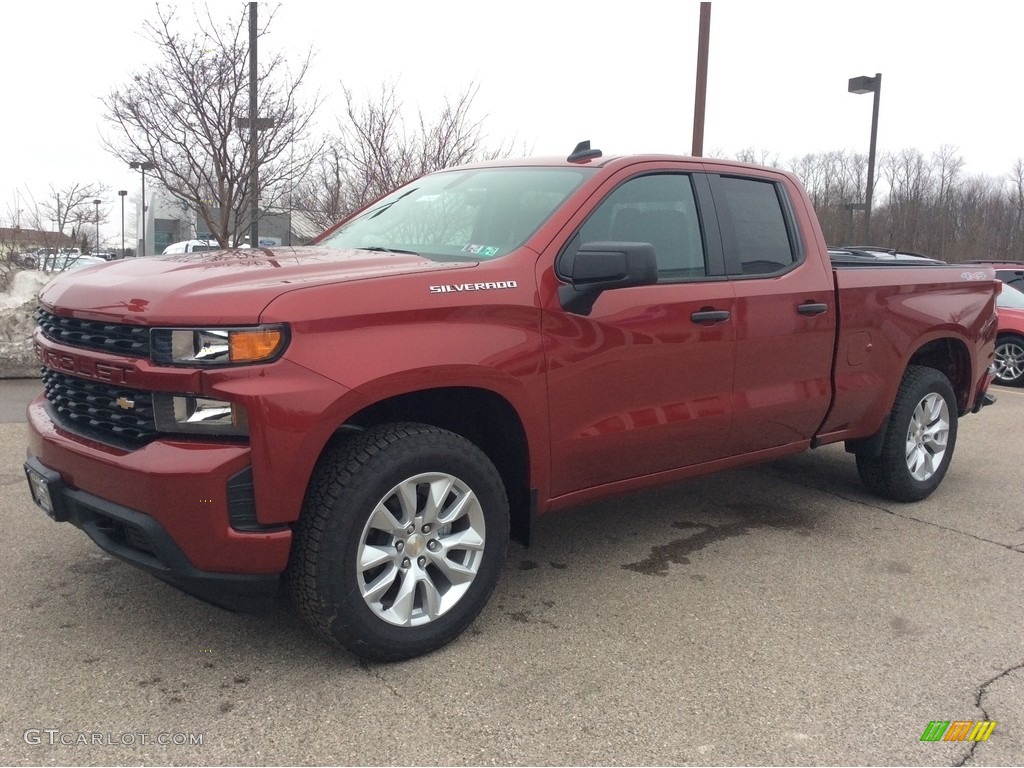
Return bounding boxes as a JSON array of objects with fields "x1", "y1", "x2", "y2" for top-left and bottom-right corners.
[
  {"x1": 429, "y1": 280, "x2": 518, "y2": 294},
  {"x1": 462, "y1": 244, "x2": 499, "y2": 256}
]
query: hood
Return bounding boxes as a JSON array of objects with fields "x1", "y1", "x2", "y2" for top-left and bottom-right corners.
[{"x1": 38, "y1": 246, "x2": 476, "y2": 325}]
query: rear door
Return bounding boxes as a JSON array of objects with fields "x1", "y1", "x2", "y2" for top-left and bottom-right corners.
[{"x1": 704, "y1": 167, "x2": 836, "y2": 453}]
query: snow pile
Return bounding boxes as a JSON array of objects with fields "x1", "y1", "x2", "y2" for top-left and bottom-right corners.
[
  {"x1": 0, "y1": 270, "x2": 53, "y2": 310},
  {"x1": 0, "y1": 269, "x2": 54, "y2": 378}
]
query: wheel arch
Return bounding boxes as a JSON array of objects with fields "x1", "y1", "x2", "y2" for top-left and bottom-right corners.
[
  {"x1": 322, "y1": 386, "x2": 534, "y2": 545},
  {"x1": 906, "y1": 336, "x2": 974, "y2": 412},
  {"x1": 847, "y1": 338, "x2": 970, "y2": 459}
]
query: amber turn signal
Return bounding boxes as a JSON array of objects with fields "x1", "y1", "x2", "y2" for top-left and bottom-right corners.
[{"x1": 229, "y1": 328, "x2": 285, "y2": 363}]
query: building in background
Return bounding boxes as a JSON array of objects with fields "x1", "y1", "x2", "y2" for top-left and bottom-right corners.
[
  {"x1": 136, "y1": 189, "x2": 320, "y2": 254},
  {"x1": 0, "y1": 227, "x2": 76, "y2": 264}
]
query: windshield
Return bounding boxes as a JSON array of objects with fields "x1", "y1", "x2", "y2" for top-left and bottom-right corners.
[
  {"x1": 320, "y1": 167, "x2": 593, "y2": 261},
  {"x1": 998, "y1": 282, "x2": 1024, "y2": 309}
]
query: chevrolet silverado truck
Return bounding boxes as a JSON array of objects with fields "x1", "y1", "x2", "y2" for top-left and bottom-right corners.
[{"x1": 24, "y1": 143, "x2": 999, "y2": 661}]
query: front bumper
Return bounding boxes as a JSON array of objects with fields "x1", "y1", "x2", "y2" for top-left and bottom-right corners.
[
  {"x1": 26, "y1": 398, "x2": 293, "y2": 612},
  {"x1": 25, "y1": 456, "x2": 279, "y2": 612}
]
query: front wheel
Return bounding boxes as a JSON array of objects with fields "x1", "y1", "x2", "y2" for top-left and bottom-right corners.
[
  {"x1": 856, "y1": 366, "x2": 958, "y2": 502},
  {"x1": 288, "y1": 423, "x2": 509, "y2": 662},
  {"x1": 993, "y1": 334, "x2": 1024, "y2": 386}
]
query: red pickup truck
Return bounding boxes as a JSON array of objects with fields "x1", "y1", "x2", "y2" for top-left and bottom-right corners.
[{"x1": 24, "y1": 144, "x2": 999, "y2": 661}]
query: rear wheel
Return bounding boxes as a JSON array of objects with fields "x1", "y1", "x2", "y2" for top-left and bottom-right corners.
[
  {"x1": 288, "y1": 423, "x2": 509, "y2": 662},
  {"x1": 856, "y1": 366, "x2": 958, "y2": 502},
  {"x1": 993, "y1": 334, "x2": 1024, "y2": 386}
]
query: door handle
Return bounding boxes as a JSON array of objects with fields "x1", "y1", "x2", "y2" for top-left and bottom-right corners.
[
  {"x1": 690, "y1": 309, "x2": 731, "y2": 323},
  {"x1": 797, "y1": 302, "x2": 829, "y2": 316}
]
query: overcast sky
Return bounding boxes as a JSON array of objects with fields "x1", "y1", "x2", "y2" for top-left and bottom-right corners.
[{"x1": 3, "y1": 0, "x2": 1021, "y2": 242}]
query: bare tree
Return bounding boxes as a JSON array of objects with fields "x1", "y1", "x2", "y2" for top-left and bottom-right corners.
[
  {"x1": 28, "y1": 183, "x2": 109, "y2": 248},
  {"x1": 1007, "y1": 159, "x2": 1024, "y2": 261},
  {"x1": 102, "y1": 2, "x2": 322, "y2": 247},
  {"x1": 5, "y1": 183, "x2": 111, "y2": 268},
  {"x1": 733, "y1": 147, "x2": 782, "y2": 168},
  {"x1": 293, "y1": 82, "x2": 512, "y2": 231}
]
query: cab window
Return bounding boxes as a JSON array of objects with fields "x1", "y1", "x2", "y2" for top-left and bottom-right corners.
[{"x1": 566, "y1": 174, "x2": 707, "y2": 281}]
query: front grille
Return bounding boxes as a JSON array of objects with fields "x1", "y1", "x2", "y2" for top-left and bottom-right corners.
[
  {"x1": 35, "y1": 308, "x2": 150, "y2": 357},
  {"x1": 42, "y1": 369, "x2": 157, "y2": 446}
]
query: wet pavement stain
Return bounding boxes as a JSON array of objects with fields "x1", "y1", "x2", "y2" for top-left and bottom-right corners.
[
  {"x1": 549, "y1": 561, "x2": 568, "y2": 570},
  {"x1": 504, "y1": 609, "x2": 558, "y2": 629},
  {"x1": 518, "y1": 559, "x2": 539, "y2": 571},
  {"x1": 890, "y1": 615, "x2": 919, "y2": 637},
  {"x1": 622, "y1": 506, "x2": 815, "y2": 576},
  {"x1": 622, "y1": 521, "x2": 748, "y2": 576}
]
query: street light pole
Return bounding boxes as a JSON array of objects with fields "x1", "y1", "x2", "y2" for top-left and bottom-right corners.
[
  {"x1": 118, "y1": 190, "x2": 127, "y2": 258},
  {"x1": 129, "y1": 160, "x2": 155, "y2": 256},
  {"x1": 848, "y1": 72, "x2": 882, "y2": 243},
  {"x1": 93, "y1": 199, "x2": 101, "y2": 254}
]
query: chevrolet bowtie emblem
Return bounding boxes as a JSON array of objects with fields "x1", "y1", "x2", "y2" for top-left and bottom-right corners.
[{"x1": 115, "y1": 396, "x2": 135, "y2": 410}]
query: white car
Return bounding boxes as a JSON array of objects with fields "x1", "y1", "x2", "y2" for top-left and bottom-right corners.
[
  {"x1": 53, "y1": 255, "x2": 107, "y2": 272},
  {"x1": 161, "y1": 239, "x2": 251, "y2": 254}
]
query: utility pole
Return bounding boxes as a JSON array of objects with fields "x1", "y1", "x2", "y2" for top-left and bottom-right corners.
[
  {"x1": 692, "y1": 2, "x2": 711, "y2": 157},
  {"x1": 249, "y1": 1, "x2": 259, "y2": 248}
]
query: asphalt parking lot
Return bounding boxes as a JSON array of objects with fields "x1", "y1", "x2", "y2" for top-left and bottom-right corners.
[{"x1": 1, "y1": 380, "x2": 1021, "y2": 766}]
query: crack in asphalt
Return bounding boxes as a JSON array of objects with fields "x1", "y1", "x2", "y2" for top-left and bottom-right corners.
[
  {"x1": 752, "y1": 466, "x2": 1023, "y2": 554},
  {"x1": 359, "y1": 661, "x2": 401, "y2": 697},
  {"x1": 752, "y1": 465, "x2": 1023, "y2": 764},
  {"x1": 955, "y1": 660, "x2": 1024, "y2": 767}
]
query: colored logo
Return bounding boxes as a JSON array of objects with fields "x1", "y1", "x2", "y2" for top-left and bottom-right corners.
[{"x1": 920, "y1": 721, "x2": 996, "y2": 742}]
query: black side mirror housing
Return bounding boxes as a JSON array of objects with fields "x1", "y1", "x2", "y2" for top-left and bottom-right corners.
[{"x1": 558, "y1": 241, "x2": 658, "y2": 315}]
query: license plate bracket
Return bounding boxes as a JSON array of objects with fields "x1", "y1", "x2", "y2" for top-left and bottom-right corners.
[{"x1": 24, "y1": 459, "x2": 68, "y2": 522}]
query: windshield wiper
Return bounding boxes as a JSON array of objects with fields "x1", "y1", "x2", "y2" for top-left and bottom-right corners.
[{"x1": 358, "y1": 246, "x2": 422, "y2": 256}]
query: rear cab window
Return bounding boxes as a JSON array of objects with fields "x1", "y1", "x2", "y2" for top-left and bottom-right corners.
[{"x1": 709, "y1": 175, "x2": 802, "y2": 276}]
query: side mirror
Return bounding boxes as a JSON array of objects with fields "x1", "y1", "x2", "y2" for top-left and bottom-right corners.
[{"x1": 558, "y1": 241, "x2": 658, "y2": 315}]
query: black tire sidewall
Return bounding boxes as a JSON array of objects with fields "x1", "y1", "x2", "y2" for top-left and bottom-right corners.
[
  {"x1": 316, "y1": 428, "x2": 508, "y2": 660},
  {"x1": 995, "y1": 335, "x2": 1024, "y2": 385},
  {"x1": 882, "y1": 368, "x2": 958, "y2": 501}
]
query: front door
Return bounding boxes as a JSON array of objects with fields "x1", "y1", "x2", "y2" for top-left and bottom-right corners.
[{"x1": 542, "y1": 170, "x2": 738, "y2": 497}]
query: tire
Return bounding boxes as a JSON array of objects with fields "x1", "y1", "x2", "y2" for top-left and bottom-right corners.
[
  {"x1": 855, "y1": 366, "x2": 958, "y2": 502},
  {"x1": 993, "y1": 334, "x2": 1024, "y2": 386},
  {"x1": 288, "y1": 423, "x2": 509, "y2": 662}
]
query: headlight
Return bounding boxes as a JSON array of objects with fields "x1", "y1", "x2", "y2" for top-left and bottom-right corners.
[
  {"x1": 153, "y1": 394, "x2": 249, "y2": 436},
  {"x1": 151, "y1": 325, "x2": 287, "y2": 366}
]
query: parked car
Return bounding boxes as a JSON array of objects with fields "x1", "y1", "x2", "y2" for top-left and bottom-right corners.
[
  {"x1": 161, "y1": 239, "x2": 251, "y2": 254},
  {"x1": 33, "y1": 254, "x2": 108, "y2": 272},
  {"x1": 16, "y1": 248, "x2": 56, "y2": 268},
  {"x1": 960, "y1": 260, "x2": 1024, "y2": 290},
  {"x1": 25, "y1": 146, "x2": 999, "y2": 662},
  {"x1": 994, "y1": 281, "x2": 1024, "y2": 386}
]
